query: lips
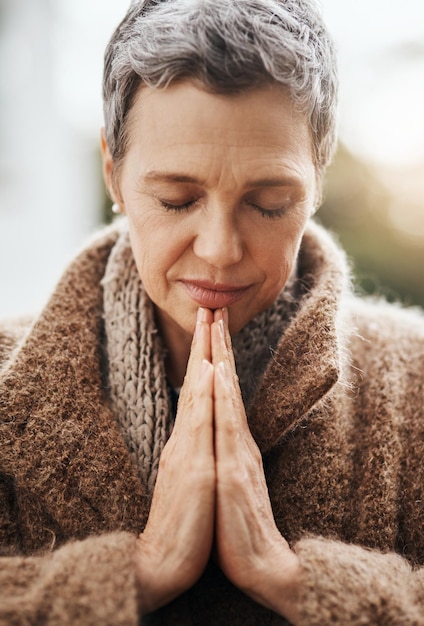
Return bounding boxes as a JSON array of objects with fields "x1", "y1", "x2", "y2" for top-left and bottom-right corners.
[{"x1": 179, "y1": 280, "x2": 252, "y2": 309}]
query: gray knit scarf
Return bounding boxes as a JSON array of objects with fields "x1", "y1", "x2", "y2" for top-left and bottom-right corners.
[{"x1": 102, "y1": 226, "x2": 298, "y2": 492}]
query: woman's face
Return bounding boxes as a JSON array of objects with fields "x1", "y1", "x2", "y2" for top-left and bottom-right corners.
[{"x1": 104, "y1": 81, "x2": 316, "y2": 340}]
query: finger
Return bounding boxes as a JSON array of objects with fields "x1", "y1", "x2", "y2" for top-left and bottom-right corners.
[
  {"x1": 185, "y1": 308, "x2": 212, "y2": 381},
  {"x1": 212, "y1": 309, "x2": 231, "y2": 364},
  {"x1": 175, "y1": 308, "x2": 213, "y2": 433},
  {"x1": 213, "y1": 308, "x2": 236, "y2": 372},
  {"x1": 193, "y1": 307, "x2": 213, "y2": 357},
  {"x1": 186, "y1": 358, "x2": 215, "y2": 449},
  {"x1": 213, "y1": 307, "x2": 229, "y2": 326},
  {"x1": 211, "y1": 318, "x2": 226, "y2": 366},
  {"x1": 214, "y1": 359, "x2": 248, "y2": 445},
  {"x1": 174, "y1": 357, "x2": 214, "y2": 443},
  {"x1": 200, "y1": 306, "x2": 214, "y2": 326},
  {"x1": 211, "y1": 319, "x2": 237, "y2": 377}
]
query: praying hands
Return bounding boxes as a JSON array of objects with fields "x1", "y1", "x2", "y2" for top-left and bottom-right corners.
[{"x1": 134, "y1": 307, "x2": 301, "y2": 623}]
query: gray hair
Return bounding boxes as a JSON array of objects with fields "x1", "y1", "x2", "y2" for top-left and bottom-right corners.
[{"x1": 103, "y1": 0, "x2": 338, "y2": 184}]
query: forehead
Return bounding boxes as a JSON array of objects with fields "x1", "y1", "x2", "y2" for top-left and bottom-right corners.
[
  {"x1": 122, "y1": 81, "x2": 315, "y2": 186},
  {"x1": 130, "y1": 81, "x2": 309, "y2": 140}
]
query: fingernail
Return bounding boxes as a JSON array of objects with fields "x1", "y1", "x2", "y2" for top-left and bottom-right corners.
[
  {"x1": 197, "y1": 307, "x2": 206, "y2": 322},
  {"x1": 222, "y1": 308, "x2": 229, "y2": 326},
  {"x1": 218, "y1": 319, "x2": 226, "y2": 340}
]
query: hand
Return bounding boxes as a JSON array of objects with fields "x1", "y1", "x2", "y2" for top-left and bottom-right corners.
[
  {"x1": 211, "y1": 309, "x2": 301, "y2": 623},
  {"x1": 134, "y1": 307, "x2": 215, "y2": 615}
]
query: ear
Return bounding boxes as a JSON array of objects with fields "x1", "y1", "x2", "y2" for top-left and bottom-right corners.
[{"x1": 100, "y1": 128, "x2": 119, "y2": 203}]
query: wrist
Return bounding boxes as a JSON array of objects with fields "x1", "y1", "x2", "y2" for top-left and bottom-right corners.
[
  {"x1": 133, "y1": 533, "x2": 178, "y2": 617},
  {"x1": 270, "y1": 551, "x2": 301, "y2": 624},
  {"x1": 244, "y1": 548, "x2": 301, "y2": 624}
]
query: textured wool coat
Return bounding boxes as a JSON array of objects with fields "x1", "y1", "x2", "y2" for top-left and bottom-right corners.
[{"x1": 1, "y1": 221, "x2": 424, "y2": 626}]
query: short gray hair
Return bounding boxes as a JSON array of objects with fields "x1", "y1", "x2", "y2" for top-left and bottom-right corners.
[{"x1": 103, "y1": 0, "x2": 338, "y2": 182}]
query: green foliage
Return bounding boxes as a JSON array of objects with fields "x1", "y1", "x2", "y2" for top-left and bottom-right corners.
[{"x1": 319, "y1": 144, "x2": 424, "y2": 308}]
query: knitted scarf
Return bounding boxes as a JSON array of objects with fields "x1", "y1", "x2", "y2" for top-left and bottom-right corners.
[{"x1": 102, "y1": 226, "x2": 298, "y2": 492}]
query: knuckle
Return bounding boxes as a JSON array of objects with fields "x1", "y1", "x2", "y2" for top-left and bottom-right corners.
[
  {"x1": 222, "y1": 419, "x2": 239, "y2": 438},
  {"x1": 218, "y1": 461, "x2": 248, "y2": 489},
  {"x1": 187, "y1": 417, "x2": 205, "y2": 438}
]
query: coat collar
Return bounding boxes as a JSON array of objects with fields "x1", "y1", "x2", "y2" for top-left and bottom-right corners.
[
  {"x1": 0, "y1": 220, "x2": 349, "y2": 545},
  {"x1": 0, "y1": 225, "x2": 148, "y2": 547},
  {"x1": 248, "y1": 222, "x2": 350, "y2": 453}
]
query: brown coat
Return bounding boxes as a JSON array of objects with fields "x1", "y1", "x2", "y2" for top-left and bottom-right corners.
[{"x1": 1, "y1": 222, "x2": 424, "y2": 625}]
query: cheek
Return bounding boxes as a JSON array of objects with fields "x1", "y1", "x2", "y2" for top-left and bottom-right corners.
[
  {"x1": 256, "y1": 219, "x2": 306, "y2": 286},
  {"x1": 126, "y1": 210, "x2": 192, "y2": 285}
]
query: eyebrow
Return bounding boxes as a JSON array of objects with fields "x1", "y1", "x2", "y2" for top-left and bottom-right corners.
[
  {"x1": 143, "y1": 172, "x2": 202, "y2": 185},
  {"x1": 141, "y1": 171, "x2": 305, "y2": 188}
]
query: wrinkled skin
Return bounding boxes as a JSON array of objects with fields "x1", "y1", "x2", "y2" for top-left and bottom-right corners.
[{"x1": 134, "y1": 307, "x2": 301, "y2": 623}]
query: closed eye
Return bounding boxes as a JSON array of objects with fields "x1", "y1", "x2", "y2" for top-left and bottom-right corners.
[
  {"x1": 159, "y1": 197, "x2": 201, "y2": 212},
  {"x1": 247, "y1": 202, "x2": 287, "y2": 220},
  {"x1": 158, "y1": 196, "x2": 288, "y2": 218}
]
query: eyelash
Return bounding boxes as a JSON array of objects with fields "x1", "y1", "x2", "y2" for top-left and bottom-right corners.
[
  {"x1": 159, "y1": 198, "x2": 287, "y2": 220},
  {"x1": 160, "y1": 199, "x2": 199, "y2": 212},
  {"x1": 248, "y1": 203, "x2": 287, "y2": 220}
]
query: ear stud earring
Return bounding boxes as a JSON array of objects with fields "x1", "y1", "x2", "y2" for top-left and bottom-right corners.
[{"x1": 111, "y1": 203, "x2": 121, "y2": 214}]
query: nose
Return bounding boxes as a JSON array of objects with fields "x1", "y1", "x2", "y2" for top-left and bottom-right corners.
[{"x1": 192, "y1": 206, "x2": 243, "y2": 268}]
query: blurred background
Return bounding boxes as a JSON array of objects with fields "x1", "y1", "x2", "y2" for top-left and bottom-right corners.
[{"x1": 0, "y1": 0, "x2": 423, "y2": 318}]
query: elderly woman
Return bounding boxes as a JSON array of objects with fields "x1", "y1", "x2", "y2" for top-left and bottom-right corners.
[{"x1": 1, "y1": 0, "x2": 424, "y2": 624}]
